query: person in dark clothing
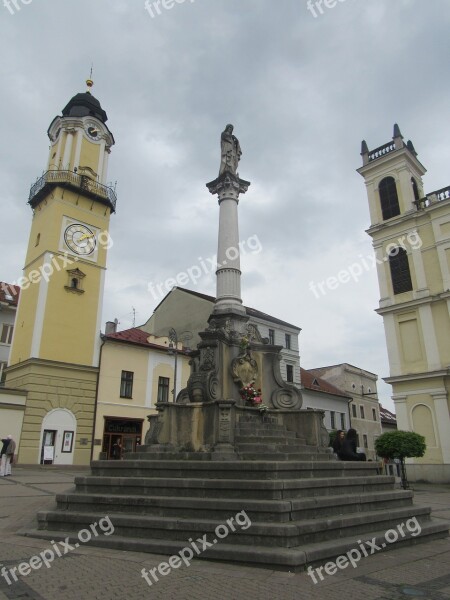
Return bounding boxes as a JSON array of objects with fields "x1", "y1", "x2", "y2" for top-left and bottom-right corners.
[
  {"x1": 111, "y1": 438, "x2": 123, "y2": 460},
  {"x1": 338, "y1": 428, "x2": 366, "y2": 461},
  {"x1": 332, "y1": 430, "x2": 345, "y2": 456}
]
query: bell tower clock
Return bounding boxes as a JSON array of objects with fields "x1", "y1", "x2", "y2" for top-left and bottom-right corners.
[{"x1": 5, "y1": 79, "x2": 117, "y2": 466}]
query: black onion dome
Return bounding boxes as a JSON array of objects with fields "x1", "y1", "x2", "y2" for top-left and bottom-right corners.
[{"x1": 62, "y1": 91, "x2": 108, "y2": 123}]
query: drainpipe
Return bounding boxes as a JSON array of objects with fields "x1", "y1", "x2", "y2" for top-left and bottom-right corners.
[{"x1": 90, "y1": 335, "x2": 105, "y2": 462}]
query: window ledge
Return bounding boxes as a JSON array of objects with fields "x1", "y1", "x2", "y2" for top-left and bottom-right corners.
[{"x1": 64, "y1": 286, "x2": 85, "y2": 295}]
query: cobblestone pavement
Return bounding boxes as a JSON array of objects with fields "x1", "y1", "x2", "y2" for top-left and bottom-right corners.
[{"x1": 0, "y1": 468, "x2": 449, "y2": 600}]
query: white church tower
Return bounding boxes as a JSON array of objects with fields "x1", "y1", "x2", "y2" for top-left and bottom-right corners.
[{"x1": 358, "y1": 124, "x2": 450, "y2": 482}]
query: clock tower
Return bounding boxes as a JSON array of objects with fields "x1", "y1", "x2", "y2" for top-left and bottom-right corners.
[{"x1": 5, "y1": 80, "x2": 117, "y2": 465}]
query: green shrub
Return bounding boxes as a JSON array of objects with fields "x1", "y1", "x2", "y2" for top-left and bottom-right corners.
[
  {"x1": 375, "y1": 430, "x2": 426, "y2": 490},
  {"x1": 375, "y1": 430, "x2": 426, "y2": 460}
]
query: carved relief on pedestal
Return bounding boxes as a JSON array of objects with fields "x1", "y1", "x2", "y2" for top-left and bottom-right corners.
[
  {"x1": 231, "y1": 351, "x2": 258, "y2": 388},
  {"x1": 218, "y1": 405, "x2": 232, "y2": 443},
  {"x1": 271, "y1": 388, "x2": 302, "y2": 410}
]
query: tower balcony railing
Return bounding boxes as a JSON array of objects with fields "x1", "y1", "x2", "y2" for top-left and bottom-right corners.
[
  {"x1": 368, "y1": 141, "x2": 396, "y2": 162},
  {"x1": 28, "y1": 169, "x2": 117, "y2": 213},
  {"x1": 414, "y1": 185, "x2": 450, "y2": 210}
]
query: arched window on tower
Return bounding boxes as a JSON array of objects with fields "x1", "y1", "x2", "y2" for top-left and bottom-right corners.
[
  {"x1": 379, "y1": 177, "x2": 400, "y2": 220},
  {"x1": 411, "y1": 177, "x2": 420, "y2": 202},
  {"x1": 389, "y1": 247, "x2": 413, "y2": 295},
  {"x1": 65, "y1": 268, "x2": 85, "y2": 294}
]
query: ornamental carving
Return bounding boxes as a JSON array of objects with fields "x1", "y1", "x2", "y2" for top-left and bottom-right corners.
[
  {"x1": 231, "y1": 352, "x2": 258, "y2": 388},
  {"x1": 200, "y1": 346, "x2": 215, "y2": 371}
]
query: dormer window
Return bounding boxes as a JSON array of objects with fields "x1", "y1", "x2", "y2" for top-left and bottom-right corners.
[{"x1": 379, "y1": 177, "x2": 400, "y2": 220}]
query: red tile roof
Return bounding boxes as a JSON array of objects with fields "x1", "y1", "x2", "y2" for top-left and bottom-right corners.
[
  {"x1": 301, "y1": 368, "x2": 352, "y2": 399},
  {"x1": 104, "y1": 327, "x2": 187, "y2": 353},
  {"x1": 379, "y1": 404, "x2": 397, "y2": 425},
  {"x1": 0, "y1": 282, "x2": 20, "y2": 307}
]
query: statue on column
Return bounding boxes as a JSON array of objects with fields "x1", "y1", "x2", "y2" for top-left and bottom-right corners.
[{"x1": 219, "y1": 124, "x2": 242, "y2": 175}]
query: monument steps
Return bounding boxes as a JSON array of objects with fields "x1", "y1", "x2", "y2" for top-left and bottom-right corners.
[
  {"x1": 29, "y1": 424, "x2": 449, "y2": 568},
  {"x1": 35, "y1": 504, "x2": 435, "y2": 549},
  {"x1": 71, "y1": 473, "x2": 396, "y2": 499},
  {"x1": 236, "y1": 452, "x2": 332, "y2": 461},
  {"x1": 234, "y1": 434, "x2": 300, "y2": 444},
  {"x1": 26, "y1": 519, "x2": 447, "y2": 570},
  {"x1": 30, "y1": 456, "x2": 449, "y2": 568},
  {"x1": 88, "y1": 459, "x2": 380, "y2": 480},
  {"x1": 51, "y1": 489, "x2": 414, "y2": 522}
]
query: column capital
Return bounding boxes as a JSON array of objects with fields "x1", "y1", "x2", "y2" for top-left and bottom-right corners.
[{"x1": 206, "y1": 172, "x2": 251, "y2": 200}]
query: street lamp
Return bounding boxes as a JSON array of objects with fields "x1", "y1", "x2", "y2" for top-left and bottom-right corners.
[
  {"x1": 168, "y1": 327, "x2": 178, "y2": 402},
  {"x1": 167, "y1": 329, "x2": 193, "y2": 403}
]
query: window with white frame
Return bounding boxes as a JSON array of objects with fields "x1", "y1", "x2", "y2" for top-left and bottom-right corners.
[
  {"x1": 120, "y1": 370, "x2": 134, "y2": 399},
  {"x1": 0, "y1": 324, "x2": 14, "y2": 345},
  {"x1": 285, "y1": 334, "x2": 291, "y2": 349},
  {"x1": 286, "y1": 364, "x2": 294, "y2": 382}
]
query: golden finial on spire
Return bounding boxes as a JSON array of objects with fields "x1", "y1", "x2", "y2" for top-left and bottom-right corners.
[{"x1": 86, "y1": 64, "x2": 94, "y2": 93}]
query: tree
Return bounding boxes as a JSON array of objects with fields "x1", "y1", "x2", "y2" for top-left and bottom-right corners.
[{"x1": 375, "y1": 431, "x2": 426, "y2": 489}]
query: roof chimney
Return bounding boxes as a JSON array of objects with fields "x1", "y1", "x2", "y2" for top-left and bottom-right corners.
[{"x1": 105, "y1": 319, "x2": 118, "y2": 335}]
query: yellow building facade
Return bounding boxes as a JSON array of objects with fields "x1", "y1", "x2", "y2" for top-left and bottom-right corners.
[
  {"x1": 93, "y1": 327, "x2": 190, "y2": 460},
  {"x1": 358, "y1": 125, "x2": 450, "y2": 482},
  {"x1": 5, "y1": 81, "x2": 117, "y2": 465}
]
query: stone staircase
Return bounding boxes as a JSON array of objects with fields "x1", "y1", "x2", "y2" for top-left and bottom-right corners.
[
  {"x1": 234, "y1": 415, "x2": 333, "y2": 461},
  {"x1": 27, "y1": 415, "x2": 449, "y2": 570}
]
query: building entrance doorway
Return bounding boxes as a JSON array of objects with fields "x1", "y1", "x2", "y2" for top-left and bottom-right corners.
[
  {"x1": 40, "y1": 409, "x2": 77, "y2": 465},
  {"x1": 40, "y1": 429, "x2": 57, "y2": 464},
  {"x1": 102, "y1": 418, "x2": 143, "y2": 459}
]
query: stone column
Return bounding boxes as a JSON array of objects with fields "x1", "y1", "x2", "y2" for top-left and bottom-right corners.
[{"x1": 206, "y1": 172, "x2": 250, "y2": 317}]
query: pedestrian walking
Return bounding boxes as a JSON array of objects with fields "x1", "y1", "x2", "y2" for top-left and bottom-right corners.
[{"x1": 0, "y1": 435, "x2": 16, "y2": 477}]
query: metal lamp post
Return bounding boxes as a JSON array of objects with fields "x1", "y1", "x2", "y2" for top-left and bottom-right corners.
[
  {"x1": 167, "y1": 329, "x2": 193, "y2": 402},
  {"x1": 168, "y1": 327, "x2": 178, "y2": 402}
]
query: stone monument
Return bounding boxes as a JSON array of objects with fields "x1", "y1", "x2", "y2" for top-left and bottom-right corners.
[{"x1": 144, "y1": 126, "x2": 328, "y2": 458}]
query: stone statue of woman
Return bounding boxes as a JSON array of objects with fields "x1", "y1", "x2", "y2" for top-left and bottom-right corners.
[{"x1": 219, "y1": 124, "x2": 242, "y2": 175}]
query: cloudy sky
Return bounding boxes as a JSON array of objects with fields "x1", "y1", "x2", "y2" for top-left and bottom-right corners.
[{"x1": 1, "y1": 0, "x2": 449, "y2": 411}]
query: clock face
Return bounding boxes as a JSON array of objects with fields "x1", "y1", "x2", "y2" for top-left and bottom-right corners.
[
  {"x1": 64, "y1": 223, "x2": 97, "y2": 256},
  {"x1": 86, "y1": 122, "x2": 100, "y2": 141}
]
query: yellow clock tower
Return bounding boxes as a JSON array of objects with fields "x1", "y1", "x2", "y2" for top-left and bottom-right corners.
[{"x1": 5, "y1": 80, "x2": 117, "y2": 465}]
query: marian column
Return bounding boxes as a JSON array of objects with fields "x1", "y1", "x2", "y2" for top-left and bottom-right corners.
[{"x1": 206, "y1": 124, "x2": 250, "y2": 318}]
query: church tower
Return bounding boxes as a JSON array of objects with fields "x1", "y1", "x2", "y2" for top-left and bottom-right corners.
[
  {"x1": 5, "y1": 79, "x2": 117, "y2": 465},
  {"x1": 358, "y1": 124, "x2": 450, "y2": 482}
]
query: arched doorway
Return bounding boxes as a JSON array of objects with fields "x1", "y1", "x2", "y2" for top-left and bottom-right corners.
[{"x1": 40, "y1": 409, "x2": 77, "y2": 465}]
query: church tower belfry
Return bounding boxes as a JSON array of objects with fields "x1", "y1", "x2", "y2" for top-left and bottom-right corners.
[
  {"x1": 5, "y1": 80, "x2": 117, "y2": 466},
  {"x1": 358, "y1": 124, "x2": 450, "y2": 482}
]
